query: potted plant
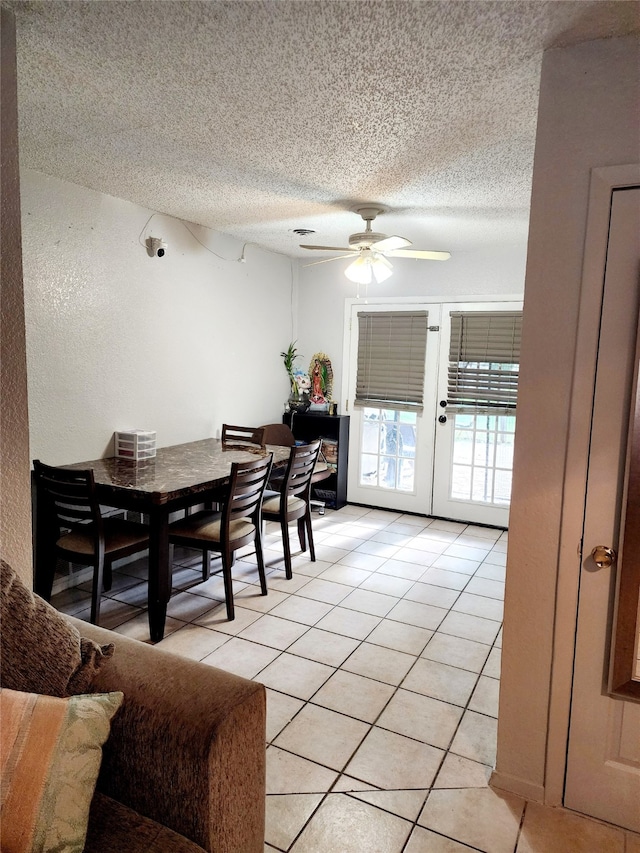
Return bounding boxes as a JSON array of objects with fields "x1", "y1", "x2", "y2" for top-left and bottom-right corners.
[
  {"x1": 281, "y1": 342, "x2": 310, "y2": 412},
  {"x1": 281, "y1": 341, "x2": 299, "y2": 396}
]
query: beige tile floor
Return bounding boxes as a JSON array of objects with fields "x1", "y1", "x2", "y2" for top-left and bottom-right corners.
[{"x1": 52, "y1": 505, "x2": 640, "y2": 853}]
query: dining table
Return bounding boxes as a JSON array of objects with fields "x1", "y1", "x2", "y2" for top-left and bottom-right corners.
[{"x1": 34, "y1": 438, "x2": 291, "y2": 642}]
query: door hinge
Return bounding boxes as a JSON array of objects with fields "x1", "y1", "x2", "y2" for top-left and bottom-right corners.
[{"x1": 429, "y1": 325, "x2": 440, "y2": 332}]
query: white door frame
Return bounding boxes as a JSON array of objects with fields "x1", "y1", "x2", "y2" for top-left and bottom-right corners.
[{"x1": 544, "y1": 165, "x2": 640, "y2": 807}]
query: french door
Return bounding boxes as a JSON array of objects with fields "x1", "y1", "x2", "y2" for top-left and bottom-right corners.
[
  {"x1": 345, "y1": 299, "x2": 521, "y2": 525},
  {"x1": 345, "y1": 303, "x2": 439, "y2": 514},
  {"x1": 431, "y1": 303, "x2": 520, "y2": 528}
]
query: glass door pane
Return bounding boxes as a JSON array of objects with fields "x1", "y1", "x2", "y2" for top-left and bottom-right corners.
[
  {"x1": 450, "y1": 413, "x2": 515, "y2": 505},
  {"x1": 360, "y1": 408, "x2": 417, "y2": 491}
]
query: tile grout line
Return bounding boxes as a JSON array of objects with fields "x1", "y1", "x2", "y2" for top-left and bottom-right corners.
[
  {"x1": 261, "y1": 521, "x2": 502, "y2": 850},
  {"x1": 53, "y1": 507, "x2": 508, "y2": 852}
]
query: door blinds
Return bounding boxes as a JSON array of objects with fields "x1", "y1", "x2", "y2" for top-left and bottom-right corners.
[
  {"x1": 355, "y1": 311, "x2": 429, "y2": 412},
  {"x1": 448, "y1": 311, "x2": 523, "y2": 412}
]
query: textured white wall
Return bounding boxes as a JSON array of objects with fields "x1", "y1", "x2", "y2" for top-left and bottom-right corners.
[
  {"x1": 296, "y1": 243, "x2": 527, "y2": 403},
  {"x1": 1, "y1": 9, "x2": 32, "y2": 586},
  {"x1": 22, "y1": 170, "x2": 296, "y2": 465},
  {"x1": 21, "y1": 169, "x2": 526, "y2": 468},
  {"x1": 494, "y1": 35, "x2": 639, "y2": 804}
]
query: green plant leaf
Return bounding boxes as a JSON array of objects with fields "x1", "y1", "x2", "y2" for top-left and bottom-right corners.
[{"x1": 281, "y1": 341, "x2": 300, "y2": 377}]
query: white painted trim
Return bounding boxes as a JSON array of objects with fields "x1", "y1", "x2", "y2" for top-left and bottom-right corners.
[
  {"x1": 50, "y1": 549, "x2": 150, "y2": 595},
  {"x1": 343, "y1": 293, "x2": 523, "y2": 310},
  {"x1": 340, "y1": 298, "x2": 354, "y2": 410},
  {"x1": 546, "y1": 164, "x2": 640, "y2": 806},
  {"x1": 490, "y1": 770, "x2": 546, "y2": 804},
  {"x1": 52, "y1": 565, "x2": 94, "y2": 594}
]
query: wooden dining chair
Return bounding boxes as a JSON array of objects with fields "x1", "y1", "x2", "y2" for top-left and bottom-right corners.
[
  {"x1": 167, "y1": 453, "x2": 273, "y2": 620},
  {"x1": 193, "y1": 424, "x2": 265, "y2": 515},
  {"x1": 260, "y1": 423, "x2": 332, "y2": 512},
  {"x1": 33, "y1": 460, "x2": 150, "y2": 626},
  {"x1": 261, "y1": 440, "x2": 321, "y2": 579},
  {"x1": 261, "y1": 423, "x2": 295, "y2": 448},
  {"x1": 221, "y1": 423, "x2": 265, "y2": 451}
]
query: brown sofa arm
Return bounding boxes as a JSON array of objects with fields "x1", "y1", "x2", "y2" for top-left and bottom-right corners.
[{"x1": 69, "y1": 618, "x2": 265, "y2": 853}]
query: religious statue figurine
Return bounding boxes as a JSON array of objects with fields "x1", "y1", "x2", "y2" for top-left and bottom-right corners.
[
  {"x1": 307, "y1": 352, "x2": 333, "y2": 412},
  {"x1": 311, "y1": 358, "x2": 327, "y2": 403}
]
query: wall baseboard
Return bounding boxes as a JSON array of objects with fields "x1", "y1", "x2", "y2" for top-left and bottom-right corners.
[
  {"x1": 490, "y1": 770, "x2": 546, "y2": 804},
  {"x1": 50, "y1": 550, "x2": 149, "y2": 595},
  {"x1": 51, "y1": 565, "x2": 94, "y2": 594}
]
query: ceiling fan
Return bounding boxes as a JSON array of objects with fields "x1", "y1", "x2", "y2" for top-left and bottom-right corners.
[{"x1": 300, "y1": 205, "x2": 450, "y2": 284}]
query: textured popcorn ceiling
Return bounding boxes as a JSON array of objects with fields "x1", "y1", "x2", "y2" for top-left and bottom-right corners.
[{"x1": 9, "y1": 0, "x2": 640, "y2": 257}]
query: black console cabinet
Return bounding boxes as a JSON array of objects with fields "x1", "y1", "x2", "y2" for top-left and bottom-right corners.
[{"x1": 283, "y1": 413, "x2": 350, "y2": 510}]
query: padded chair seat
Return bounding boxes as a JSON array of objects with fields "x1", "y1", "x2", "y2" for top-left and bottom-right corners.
[
  {"x1": 85, "y1": 792, "x2": 206, "y2": 853},
  {"x1": 169, "y1": 511, "x2": 255, "y2": 544},
  {"x1": 262, "y1": 493, "x2": 305, "y2": 514},
  {"x1": 57, "y1": 519, "x2": 149, "y2": 556}
]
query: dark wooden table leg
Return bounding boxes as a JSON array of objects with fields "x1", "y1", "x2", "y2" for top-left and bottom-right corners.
[{"x1": 147, "y1": 504, "x2": 171, "y2": 642}]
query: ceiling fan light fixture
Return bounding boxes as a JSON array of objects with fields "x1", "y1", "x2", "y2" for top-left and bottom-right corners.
[
  {"x1": 301, "y1": 204, "x2": 450, "y2": 275},
  {"x1": 371, "y1": 260, "x2": 393, "y2": 283},
  {"x1": 345, "y1": 255, "x2": 372, "y2": 284},
  {"x1": 344, "y1": 253, "x2": 393, "y2": 285}
]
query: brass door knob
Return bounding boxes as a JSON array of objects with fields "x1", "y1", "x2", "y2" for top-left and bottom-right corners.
[{"x1": 591, "y1": 545, "x2": 616, "y2": 568}]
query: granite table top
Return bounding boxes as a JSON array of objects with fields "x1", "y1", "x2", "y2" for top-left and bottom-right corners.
[{"x1": 64, "y1": 438, "x2": 291, "y2": 504}]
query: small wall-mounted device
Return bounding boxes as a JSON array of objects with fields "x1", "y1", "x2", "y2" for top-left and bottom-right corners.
[{"x1": 145, "y1": 236, "x2": 167, "y2": 258}]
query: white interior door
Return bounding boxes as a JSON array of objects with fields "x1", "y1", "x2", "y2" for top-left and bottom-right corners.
[
  {"x1": 431, "y1": 302, "x2": 522, "y2": 527},
  {"x1": 564, "y1": 187, "x2": 640, "y2": 830},
  {"x1": 345, "y1": 303, "x2": 440, "y2": 514}
]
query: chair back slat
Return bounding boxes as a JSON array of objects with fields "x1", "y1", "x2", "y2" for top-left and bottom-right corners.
[
  {"x1": 54, "y1": 506, "x2": 94, "y2": 527},
  {"x1": 41, "y1": 483, "x2": 95, "y2": 526},
  {"x1": 224, "y1": 454, "x2": 273, "y2": 524},
  {"x1": 33, "y1": 460, "x2": 102, "y2": 536},
  {"x1": 221, "y1": 423, "x2": 266, "y2": 451}
]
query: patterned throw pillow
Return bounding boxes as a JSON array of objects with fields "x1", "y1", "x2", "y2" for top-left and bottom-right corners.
[
  {"x1": 0, "y1": 559, "x2": 114, "y2": 697},
  {"x1": 0, "y1": 688, "x2": 124, "y2": 853}
]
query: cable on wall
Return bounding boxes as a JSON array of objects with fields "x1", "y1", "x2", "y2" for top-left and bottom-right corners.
[
  {"x1": 138, "y1": 213, "x2": 281, "y2": 264},
  {"x1": 290, "y1": 258, "x2": 296, "y2": 340}
]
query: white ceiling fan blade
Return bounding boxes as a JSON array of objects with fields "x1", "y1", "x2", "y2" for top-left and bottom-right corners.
[
  {"x1": 303, "y1": 253, "x2": 357, "y2": 267},
  {"x1": 300, "y1": 244, "x2": 353, "y2": 252},
  {"x1": 385, "y1": 249, "x2": 451, "y2": 260},
  {"x1": 371, "y1": 235, "x2": 411, "y2": 252}
]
